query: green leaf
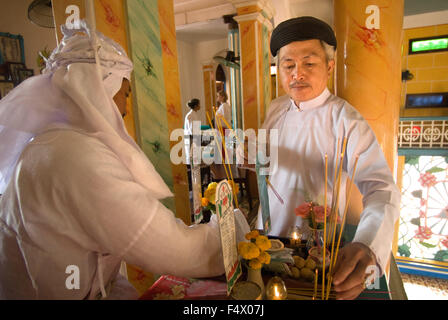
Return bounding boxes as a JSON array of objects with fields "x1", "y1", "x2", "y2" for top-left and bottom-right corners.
[
  {"x1": 405, "y1": 156, "x2": 419, "y2": 165},
  {"x1": 434, "y1": 250, "x2": 448, "y2": 262},
  {"x1": 419, "y1": 241, "x2": 437, "y2": 248},
  {"x1": 398, "y1": 244, "x2": 411, "y2": 257},
  {"x1": 426, "y1": 166, "x2": 444, "y2": 173},
  {"x1": 410, "y1": 218, "x2": 421, "y2": 226}
]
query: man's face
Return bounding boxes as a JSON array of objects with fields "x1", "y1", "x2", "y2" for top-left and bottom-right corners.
[
  {"x1": 113, "y1": 78, "x2": 131, "y2": 118},
  {"x1": 278, "y1": 39, "x2": 334, "y2": 104}
]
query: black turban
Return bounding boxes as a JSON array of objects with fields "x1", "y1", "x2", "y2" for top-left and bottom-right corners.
[{"x1": 270, "y1": 16, "x2": 337, "y2": 57}]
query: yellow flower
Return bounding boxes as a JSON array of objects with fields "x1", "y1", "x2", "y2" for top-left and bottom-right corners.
[
  {"x1": 245, "y1": 230, "x2": 260, "y2": 241},
  {"x1": 255, "y1": 235, "x2": 271, "y2": 251},
  {"x1": 201, "y1": 197, "x2": 209, "y2": 207},
  {"x1": 228, "y1": 180, "x2": 239, "y2": 195},
  {"x1": 257, "y1": 251, "x2": 271, "y2": 264},
  {"x1": 204, "y1": 182, "x2": 218, "y2": 204},
  {"x1": 248, "y1": 259, "x2": 262, "y2": 270},
  {"x1": 238, "y1": 242, "x2": 260, "y2": 260}
]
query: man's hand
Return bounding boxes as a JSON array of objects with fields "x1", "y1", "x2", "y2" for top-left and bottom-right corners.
[{"x1": 331, "y1": 242, "x2": 376, "y2": 300}]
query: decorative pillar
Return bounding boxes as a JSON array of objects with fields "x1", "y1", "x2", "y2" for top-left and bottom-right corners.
[
  {"x1": 232, "y1": 0, "x2": 274, "y2": 130},
  {"x1": 126, "y1": 0, "x2": 190, "y2": 222},
  {"x1": 334, "y1": 1, "x2": 404, "y2": 269},
  {"x1": 226, "y1": 16, "x2": 243, "y2": 130},
  {"x1": 202, "y1": 63, "x2": 215, "y2": 120},
  {"x1": 334, "y1": 0, "x2": 403, "y2": 173}
]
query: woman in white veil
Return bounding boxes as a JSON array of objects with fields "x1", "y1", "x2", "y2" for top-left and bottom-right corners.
[{"x1": 0, "y1": 22, "x2": 249, "y2": 299}]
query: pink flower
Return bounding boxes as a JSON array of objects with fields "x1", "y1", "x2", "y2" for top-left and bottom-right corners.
[
  {"x1": 420, "y1": 199, "x2": 426, "y2": 207},
  {"x1": 419, "y1": 210, "x2": 426, "y2": 218},
  {"x1": 313, "y1": 205, "x2": 331, "y2": 223},
  {"x1": 418, "y1": 172, "x2": 437, "y2": 188},
  {"x1": 295, "y1": 202, "x2": 312, "y2": 218},
  {"x1": 442, "y1": 237, "x2": 448, "y2": 248},
  {"x1": 414, "y1": 226, "x2": 432, "y2": 241}
]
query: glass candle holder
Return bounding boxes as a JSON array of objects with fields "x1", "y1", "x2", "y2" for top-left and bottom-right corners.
[
  {"x1": 288, "y1": 226, "x2": 302, "y2": 247},
  {"x1": 266, "y1": 276, "x2": 287, "y2": 300}
]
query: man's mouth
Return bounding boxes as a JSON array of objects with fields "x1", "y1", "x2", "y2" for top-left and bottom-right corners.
[{"x1": 290, "y1": 84, "x2": 309, "y2": 89}]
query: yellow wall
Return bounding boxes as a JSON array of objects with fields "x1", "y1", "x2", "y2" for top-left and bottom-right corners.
[{"x1": 401, "y1": 24, "x2": 448, "y2": 117}]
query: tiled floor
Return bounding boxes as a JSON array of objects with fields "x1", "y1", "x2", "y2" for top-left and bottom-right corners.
[{"x1": 401, "y1": 273, "x2": 448, "y2": 300}]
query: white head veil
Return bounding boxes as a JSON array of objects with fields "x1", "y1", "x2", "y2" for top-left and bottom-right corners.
[{"x1": 0, "y1": 22, "x2": 172, "y2": 199}]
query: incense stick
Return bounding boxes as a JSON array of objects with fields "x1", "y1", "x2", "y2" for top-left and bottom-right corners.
[
  {"x1": 332, "y1": 156, "x2": 359, "y2": 271},
  {"x1": 326, "y1": 137, "x2": 347, "y2": 299},
  {"x1": 206, "y1": 112, "x2": 230, "y2": 182},
  {"x1": 322, "y1": 154, "x2": 328, "y2": 300},
  {"x1": 265, "y1": 178, "x2": 284, "y2": 204},
  {"x1": 214, "y1": 113, "x2": 239, "y2": 208},
  {"x1": 313, "y1": 268, "x2": 318, "y2": 300}
]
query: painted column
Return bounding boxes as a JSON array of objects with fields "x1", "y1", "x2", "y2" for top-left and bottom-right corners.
[
  {"x1": 228, "y1": 25, "x2": 243, "y2": 130},
  {"x1": 334, "y1": 0, "x2": 403, "y2": 173},
  {"x1": 334, "y1": 1, "x2": 404, "y2": 271},
  {"x1": 126, "y1": 0, "x2": 190, "y2": 223},
  {"x1": 232, "y1": 0, "x2": 274, "y2": 130}
]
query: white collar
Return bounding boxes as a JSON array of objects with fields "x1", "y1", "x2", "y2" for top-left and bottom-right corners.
[{"x1": 289, "y1": 88, "x2": 331, "y2": 112}]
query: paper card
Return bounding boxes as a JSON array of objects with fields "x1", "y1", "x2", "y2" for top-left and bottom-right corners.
[
  {"x1": 256, "y1": 156, "x2": 271, "y2": 234},
  {"x1": 215, "y1": 180, "x2": 242, "y2": 295}
]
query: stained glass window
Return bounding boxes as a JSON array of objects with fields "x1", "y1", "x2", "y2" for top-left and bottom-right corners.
[{"x1": 398, "y1": 156, "x2": 448, "y2": 264}]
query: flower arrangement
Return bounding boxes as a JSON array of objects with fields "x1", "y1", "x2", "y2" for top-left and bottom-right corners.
[
  {"x1": 237, "y1": 230, "x2": 272, "y2": 270},
  {"x1": 294, "y1": 201, "x2": 332, "y2": 230},
  {"x1": 201, "y1": 181, "x2": 239, "y2": 213}
]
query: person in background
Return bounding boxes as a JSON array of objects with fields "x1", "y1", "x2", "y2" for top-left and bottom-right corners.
[
  {"x1": 215, "y1": 90, "x2": 232, "y2": 130},
  {"x1": 0, "y1": 22, "x2": 249, "y2": 300},
  {"x1": 184, "y1": 98, "x2": 201, "y2": 164}
]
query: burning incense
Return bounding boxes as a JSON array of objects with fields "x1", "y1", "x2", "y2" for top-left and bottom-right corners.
[
  {"x1": 265, "y1": 178, "x2": 285, "y2": 205},
  {"x1": 322, "y1": 154, "x2": 328, "y2": 300}
]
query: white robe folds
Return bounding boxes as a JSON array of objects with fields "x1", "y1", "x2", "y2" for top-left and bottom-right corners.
[
  {"x1": 256, "y1": 88, "x2": 401, "y2": 274},
  {"x1": 216, "y1": 102, "x2": 232, "y2": 128},
  {"x1": 0, "y1": 129, "x2": 224, "y2": 299}
]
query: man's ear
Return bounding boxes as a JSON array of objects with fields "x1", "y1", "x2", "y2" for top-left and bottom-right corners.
[{"x1": 327, "y1": 59, "x2": 335, "y2": 76}]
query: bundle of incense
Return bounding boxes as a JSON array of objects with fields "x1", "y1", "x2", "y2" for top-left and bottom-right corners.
[
  {"x1": 213, "y1": 111, "x2": 240, "y2": 208},
  {"x1": 325, "y1": 137, "x2": 347, "y2": 300},
  {"x1": 206, "y1": 112, "x2": 239, "y2": 207},
  {"x1": 322, "y1": 154, "x2": 328, "y2": 299}
]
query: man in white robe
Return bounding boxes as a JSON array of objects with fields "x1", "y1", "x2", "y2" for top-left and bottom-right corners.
[
  {"x1": 0, "y1": 23, "x2": 248, "y2": 299},
  {"x1": 253, "y1": 17, "x2": 401, "y2": 300}
]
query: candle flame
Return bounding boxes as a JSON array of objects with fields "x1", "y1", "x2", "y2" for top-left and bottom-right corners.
[{"x1": 274, "y1": 285, "x2": 280, "y2": 297}]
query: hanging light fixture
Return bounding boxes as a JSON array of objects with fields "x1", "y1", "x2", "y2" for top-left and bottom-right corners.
[{"x1": 28, "y1": 0, "x2": 55, "y2": 29}]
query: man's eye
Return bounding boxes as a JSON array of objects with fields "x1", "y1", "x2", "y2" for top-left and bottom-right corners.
[{"x1": 305, "y1": 63, "x2": 314, "y2": 67}]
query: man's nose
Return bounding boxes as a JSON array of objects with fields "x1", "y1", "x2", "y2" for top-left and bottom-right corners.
[{"x1": 291, "y1": 65, "x2": 305, "y2": 80}]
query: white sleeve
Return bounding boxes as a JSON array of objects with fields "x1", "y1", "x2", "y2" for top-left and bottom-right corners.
[
  {"x1": 25, "y1": 132, "x2": 225, "y2": 278},
  {"x1": 342, "y1": 107, "x2": 401, "y2": 274}
]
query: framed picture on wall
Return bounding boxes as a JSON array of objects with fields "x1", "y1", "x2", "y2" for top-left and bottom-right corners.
[
  {"x1": 6, "y1": 62, "x2": 25, "y2": 85},
  {"x1": 0, "y1": 32, "x2": 25, "y2": 64},
  {"x1": 17, "y1": 68, "x2": 34, "y2": 83},
  {"x1": 0, "y1": 80, "x2": 14, "y2": 99}
]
